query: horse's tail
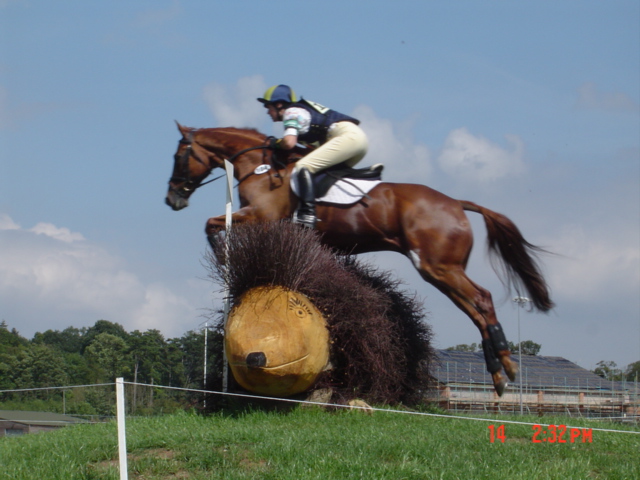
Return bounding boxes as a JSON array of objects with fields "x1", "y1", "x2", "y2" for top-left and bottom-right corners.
[{"x1": 461, "y1": 201, "x2": 554, "y2": 312}]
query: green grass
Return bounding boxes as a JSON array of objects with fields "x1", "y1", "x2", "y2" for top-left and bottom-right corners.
[{"x1": 1, "y1": 407, "x2": 638, "y2": 479}]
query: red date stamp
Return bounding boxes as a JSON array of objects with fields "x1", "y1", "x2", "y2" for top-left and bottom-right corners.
[{"x1": 488, "y1": 424, "x2": 593, "y2": 443}]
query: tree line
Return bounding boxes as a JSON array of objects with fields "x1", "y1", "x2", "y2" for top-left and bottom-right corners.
[
  {"x1": 0, "y1": 319, "x2": 223, "y2": 416},
  {"x1": 3, "y1": 320, "x2": 638, "y2": 416}
]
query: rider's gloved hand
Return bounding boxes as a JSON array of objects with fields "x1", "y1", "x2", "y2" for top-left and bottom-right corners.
[{"x1": 267, "y1": 137, "x2": 283, "y2": 149}]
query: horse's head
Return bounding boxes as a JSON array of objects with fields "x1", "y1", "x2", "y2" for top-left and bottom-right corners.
[
  {"x1": 165, "y1": 122, "x2": 220, "y2": 211},
  {"x1": 166, "y1": 123, "x2": 296, "y2": 211}
]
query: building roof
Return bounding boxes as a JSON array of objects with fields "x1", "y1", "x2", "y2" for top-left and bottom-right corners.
[
  {"x1": 433, "y1": 350, "x2": 628, "y2": 391},
  {"x1": 0, "y1": 410, "x2": 88, "y2": 426}
]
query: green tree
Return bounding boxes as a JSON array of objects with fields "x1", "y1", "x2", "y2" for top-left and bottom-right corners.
[
  {"x1": 63, "y1": 352, "x2": 92, "y2": 385},
  {"x1": 624, "y1": 361, "x2": 640, "y2": 382},
  {"x1": 0, "y1": 321, "x2": 29, "y2": 353},
  {"x1": 0, "y1": 352, "x2": 19, "y2": 391},
  {"x1": 0, "y1": 322, "x2": 30, "y2": 392},
  {"x1": 174, "y1": 329, "x2": 209, "y2": 389},
  {"x1": 166, "y1": 338, "x2": 187, "y2": 387},
  {"x1": 33, "y1": 326, "x2": 86, "y2": 353},
  {"x1": 13, "y1": 344, "x2": 69, "y2": 390},
  {"x1": 446, "y1": 343, "x2": 481, "y2": 352},
  {"x1": 129, "y1": 329, "x2": 169, "y2": 384},
  {"x1": 84, "y1": 333, "x2": 130, "y2": 382},
  {"x1": 592, "y1": 360, "x2": 624, "y2": 381},
  {"x1": 507, "y1": 340, "x2": 541, "y2": 355},
  {"x1": 81, "y1": 320, "x2": 129, "y2": 353}
]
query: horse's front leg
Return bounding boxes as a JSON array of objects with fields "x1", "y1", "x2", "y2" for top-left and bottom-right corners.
[
  {"x1": 205, "y1": 215, "x2": 227, "y2": 254},
  {"x1": 204, "y1": 206, "x2": 262, "y2": 251}
]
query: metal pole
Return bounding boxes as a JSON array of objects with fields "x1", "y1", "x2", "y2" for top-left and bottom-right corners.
[
  {"x1": 513, "y1": 296, "x2": 530, "y2": 415},
  {"x1": 517, "y1": 304, "x2": 522, "y2": 414},
  {"x1": 203, "y1": 322, "x2": 208, "y2": 408}
]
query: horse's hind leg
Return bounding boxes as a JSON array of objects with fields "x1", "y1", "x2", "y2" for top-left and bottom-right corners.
[{"x1": 415, "y1": 261, "x2": 518, "y2": 395}]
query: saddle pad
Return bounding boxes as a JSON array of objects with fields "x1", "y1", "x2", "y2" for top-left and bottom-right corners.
[{"x1": 291, "y1": 177, "x2": 381, "y2": 205}]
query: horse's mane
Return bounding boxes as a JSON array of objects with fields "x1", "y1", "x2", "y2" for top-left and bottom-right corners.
[
  {"x1": 198, "y1": 127, "x2": 267, "y2": 145},
  {"x1": 189, "y1": 125, "x2": 301, "y2": 163}
]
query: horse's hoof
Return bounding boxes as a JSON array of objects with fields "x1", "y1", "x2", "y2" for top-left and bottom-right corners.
[
  {"x1": 207, "y1": 231, "x2": 227, "y2": 249},
  {"x1": 207, "y1": 234, "x2": 220, "y2": 250},
  {"x1": 504, "y1": 362, "x2": 518, "y2": 382},
  {"x1": 493, "y1": 374, "x2": 508, "y2": 397},
  {"x1": 348, "y1": 399, "x2": 374, "y2": 415}
]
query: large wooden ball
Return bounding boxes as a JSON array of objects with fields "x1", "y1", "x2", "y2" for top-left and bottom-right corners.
[{"x1": 224, "y1": 286, "x2": 330, "y2": 397}]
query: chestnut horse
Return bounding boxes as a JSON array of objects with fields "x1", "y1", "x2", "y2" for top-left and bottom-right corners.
[{"x1": 165, "y1": 123, "x2": 554, "y2": 396}]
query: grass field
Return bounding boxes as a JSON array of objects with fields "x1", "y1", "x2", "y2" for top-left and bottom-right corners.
[{"x1": 1, "y1": 406, "x2": 638, "y2": 479}]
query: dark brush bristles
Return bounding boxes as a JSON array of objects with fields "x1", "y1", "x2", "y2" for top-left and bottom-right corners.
[
  {"x1": 205, "y1": 221, "x2": 337, "y2": 300},
  {"x1": 339, "y1": 260, "x2": 438, "y2": 403},
  {"x1": 205, "y1": 221, "x2": 436, "y2": 405}
]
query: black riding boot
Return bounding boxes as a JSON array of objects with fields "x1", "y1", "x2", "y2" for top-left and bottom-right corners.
[{"x1": 294, "y1": 167, "x2": 317, "y2": 229}]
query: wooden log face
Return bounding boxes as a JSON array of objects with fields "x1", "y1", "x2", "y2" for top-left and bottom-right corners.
[{"x1": 225, "y1": 286, "x2": 329, "y2": 396}]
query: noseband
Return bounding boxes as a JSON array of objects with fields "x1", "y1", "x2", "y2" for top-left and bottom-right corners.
[{"x1": 168, "y1": 131, "x2": 203, "y2": 198}]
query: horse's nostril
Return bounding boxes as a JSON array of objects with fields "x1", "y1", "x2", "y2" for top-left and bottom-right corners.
[{"x1": 246, "y1": 352, "x2": 267, "y2": 368}]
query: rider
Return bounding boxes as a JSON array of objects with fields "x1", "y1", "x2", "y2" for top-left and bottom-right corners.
[{"x1": 258, "y1": 84, "x2": 369, "y2": 228}]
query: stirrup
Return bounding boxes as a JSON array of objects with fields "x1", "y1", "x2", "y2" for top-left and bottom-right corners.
[{"x1": 293, "y1": 214, "x2": 317, "y2": 229}]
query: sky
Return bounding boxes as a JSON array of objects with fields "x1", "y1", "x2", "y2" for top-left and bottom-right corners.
[{"x1": 1, "y1": 1, "x2": 638, "y2": 373}]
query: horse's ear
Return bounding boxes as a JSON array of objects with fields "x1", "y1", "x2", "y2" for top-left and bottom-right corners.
[{"x1": 175, "y1": 121, "x2": 189, "y2": 138}]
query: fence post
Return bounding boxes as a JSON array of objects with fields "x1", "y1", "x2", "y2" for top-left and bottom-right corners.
[
  {"x1": 222, "y1": 159, "x2": 234, "y2": 393},
  {"x1": 116, "y1": 378, "x2": 128, "y2": 480}
]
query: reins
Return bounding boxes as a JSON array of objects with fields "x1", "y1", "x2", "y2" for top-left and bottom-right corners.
[
  {"x1": 199, "y1": 144, "x2": 271, "y2": 188},
  {"x1": 171, "y1": 134, "x2": 284, "y2": 196},
  {"x1": 199, "y1": 137, "x2": 289, "y2": 188}
]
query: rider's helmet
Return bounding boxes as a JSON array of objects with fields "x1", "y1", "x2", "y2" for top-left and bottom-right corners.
[{"x1": 257, "y1": 84, "x2": 298, "y2": 105}]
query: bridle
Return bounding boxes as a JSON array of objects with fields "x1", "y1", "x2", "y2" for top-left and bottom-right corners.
[
  {"x1": 168, "y1": 131, "x2": 208, "y2": 198},
  {"x1": 168, "y1": 131, "x2": 280, "y2": 199}
]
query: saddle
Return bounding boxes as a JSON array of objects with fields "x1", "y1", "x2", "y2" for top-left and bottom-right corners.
[
  {"x1": 286, "y1": 163, "x2": 383, "y2": 206},
  {"x1": 313, "y1": 163, "x2": 384, "y2": 198}
]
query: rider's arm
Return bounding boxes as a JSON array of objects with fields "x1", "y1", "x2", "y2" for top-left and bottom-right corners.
[
  {"x1": 279, "y1": 134, "x2": 298, "y2": 150},
  {"x1": 280, "y1": 107, "x2": 310, "y2": 150}
]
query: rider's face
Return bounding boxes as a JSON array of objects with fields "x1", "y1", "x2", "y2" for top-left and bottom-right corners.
[{"x1": 265, "y1": 103, "x2": 283, "y2": 122}]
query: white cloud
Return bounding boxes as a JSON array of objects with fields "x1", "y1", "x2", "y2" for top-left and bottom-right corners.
[
  {"x1": 0, "y1": 213, "x2": 20, "y2": 230},
  {"x1": 201, "y1": 77, "x2": 432, "y2": 179},
  {"x1": 353, "y1": 105, "x2": 432, "y2": 180},
  {"x1": 30, "y1": 222, "x2": 85, "y2": 243},
  {"x1": 437, "y1": 127, "x2": 526, "y2": 183},
  {"x1": 575, "y1": 82, "x2": 640, "y2": 113},
  {"x1": 203, "y1": 75, "x2": 268, "y2": 128},
  {"x1": 0, "y1": 214, "x2": 204, "y2": 337},
  {"x1": 132, "y1": 283, "x2": 196, "y2": 333},
  {"x1": 544, "y1": 224, "x2": 640, "y2": 302}
]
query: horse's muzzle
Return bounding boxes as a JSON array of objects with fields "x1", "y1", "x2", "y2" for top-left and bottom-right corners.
[{"x1": 165, "y1": 192, "x2": 189, "y2": 211}]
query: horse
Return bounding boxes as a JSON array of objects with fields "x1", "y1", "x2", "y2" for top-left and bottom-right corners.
[{"x1": 165, "y1": 122, "x2": 554, "y2": 396}]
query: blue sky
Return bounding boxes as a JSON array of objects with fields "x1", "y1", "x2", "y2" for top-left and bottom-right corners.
[{"x1": 1, "y1": 1, "x2": 638, "y2": 373}]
